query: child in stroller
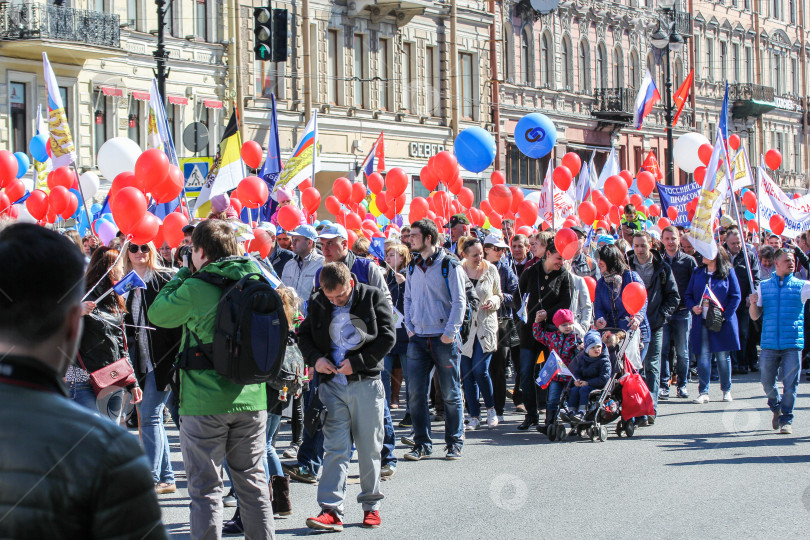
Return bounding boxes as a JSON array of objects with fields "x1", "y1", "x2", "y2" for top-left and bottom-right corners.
[{"x1": 562, "y1": 330, "x2": 612, "y2": 421}]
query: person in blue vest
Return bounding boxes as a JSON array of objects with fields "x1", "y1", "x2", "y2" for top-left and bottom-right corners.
[{"x1": 749, "y1": 247, "x2": 810, "y2": 435}]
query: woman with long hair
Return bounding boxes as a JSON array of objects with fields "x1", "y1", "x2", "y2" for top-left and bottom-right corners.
[
  {"x1": 69, "y1": 247, "x2": 142, "y2": 423},
  {"x1": 685, "y1": 246, "x2": 741, "y2": 403},
  {"x1": 382, "y1": 243, "x2": 411, "y2": 418},
  {"x1": 123, "y1": 242, "x2": 181, "y2": 494},
  {"x1": 594, "y1": 244, "x2": 648, "y2": 336}
]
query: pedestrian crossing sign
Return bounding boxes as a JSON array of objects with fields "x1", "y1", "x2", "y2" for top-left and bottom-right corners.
[{"x1": 180, "y1": 157, "x2": 213, "y2": 194}]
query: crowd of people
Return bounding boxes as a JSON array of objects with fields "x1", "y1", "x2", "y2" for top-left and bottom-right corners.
[{"x1": 1, "y1": 198, "x2": 808, "y2": 538}]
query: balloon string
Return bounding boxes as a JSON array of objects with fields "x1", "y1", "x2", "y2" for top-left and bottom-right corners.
[{"x1": 80, "y1": 237, "x2": 130, "y2": 302}]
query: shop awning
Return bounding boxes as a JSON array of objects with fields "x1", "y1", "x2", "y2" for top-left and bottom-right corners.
[
  {"x1": 203, "y1": 99, "x2": 223, "y2": 109},
  {"x1": 168, "y1": 95, "x2": 188, "y2": 106},
  {"x1": 131, "y1": 91, "x2": 150, "y2": 101},
  {"x1": 100, "y1": 86, "x2": 123, "y2": 97}
]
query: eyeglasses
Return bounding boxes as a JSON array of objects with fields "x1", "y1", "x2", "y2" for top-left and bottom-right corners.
[{"x1": 128, "y1": 244, "x2": 150, "y2": 254}]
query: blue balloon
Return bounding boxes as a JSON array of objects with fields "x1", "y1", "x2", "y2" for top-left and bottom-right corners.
[
  {"x1": 644, "y1": 198, "x2": 654, "y2": 207},
  {"x1": 68, "y1": 189, "x2": 82, "y2": 218},
  {"x1": 91, "y1": 203, "x2": 103, "y2": 214},
  {"x1": 744, "y1": 210, "x2": 754, "y2": 220},
  {"x1": 321, "y1": 220, "x2": 332, "y2": 226},
  {"x1": 514, "y1": 113, "x2": 557, "y2": 159},
  {"x1": 13, "y1": 152, "x2": 29, "y2": 178},
  {"x1": 29, "y1": 134, "x2": 49, "y2": 162},
  {"x1": 453, "y1": 127, "x2": 496, "y2": 173}
]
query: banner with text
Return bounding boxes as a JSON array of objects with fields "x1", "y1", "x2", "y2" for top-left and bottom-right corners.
[
  {"x1": 655, "y1": 182, "x2": 701, "y2": 227},
  {"x1": 757, "y1": 166, "x2": 810, "y2": 239}
]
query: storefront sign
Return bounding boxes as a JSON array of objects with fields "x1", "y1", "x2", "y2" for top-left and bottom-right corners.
[{"x1": 409, "y1": 142, "x2": 446, "y2": 158}]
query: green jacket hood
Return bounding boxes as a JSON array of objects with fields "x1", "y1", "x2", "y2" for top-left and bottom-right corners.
[{"x1": 197, "y1": 256, "x2": 262, "y2": 281}]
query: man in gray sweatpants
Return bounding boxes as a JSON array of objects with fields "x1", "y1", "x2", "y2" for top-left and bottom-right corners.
[{"x1": 297, "y1": 263, "x2": 396, "y2": 531}]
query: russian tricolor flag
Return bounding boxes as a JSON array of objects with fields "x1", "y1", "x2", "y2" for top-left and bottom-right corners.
[
  {"x1": 633, "y1": 69, "x2": 661, "y2": 130},
  {"x1": 361, "y1": 132, "x2": 385, "y2": 177}
]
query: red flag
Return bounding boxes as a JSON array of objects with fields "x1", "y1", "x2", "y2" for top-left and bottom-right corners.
[
  {"x1": 671, "y1": 69, "x2": 694, "y2": 127},
  {"x1": 642, "y1": 151, "x2": 664, "y2": 182}
]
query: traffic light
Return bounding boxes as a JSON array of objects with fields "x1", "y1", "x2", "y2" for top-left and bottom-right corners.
[
  {"x1": 253, "y1": 7, "x2": 272, "y2": 60},
  {"x1": 271, "y1": 8, "x2": 288, "y2": 62}
]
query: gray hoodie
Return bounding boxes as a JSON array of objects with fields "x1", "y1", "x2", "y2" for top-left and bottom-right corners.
[{"x1": 404, "y1": 248, "x2": 467, "y2": 338}]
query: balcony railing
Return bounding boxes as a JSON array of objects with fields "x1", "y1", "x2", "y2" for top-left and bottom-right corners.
[
  {"x1": 592, "y1": 88, "x2": 636, "y2": 115},
  {"x1": 728, "y1": 83, "x2": 775, "y2": 103},
  {"x1": 673, "y1": 11, "x2": 692, "y2": 36},
  {"x1": 0, "y1": 2, "x2": 120, "y2": 48}
]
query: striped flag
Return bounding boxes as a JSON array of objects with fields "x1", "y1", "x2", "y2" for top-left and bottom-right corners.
[
  {"x1": 274, "y1": 111, "x2": 318, "y2": 194},
  {"x1": 361, "y1": 132, "x2": 385, "y2": 177},
  {"x1": 633, "y1": 69, "x2": 661, "y2": 130},
  {"x1": 147, "y1": 78, "x2": 181, "y2": 217},
  {"x1": 42, "y1": 52, "x2": 77, "y2": 168},
  {"x1": 193, "y1": 111, "x2": 246, "y2": 217},
  {"x1": 703, "y1": 284, "x2": 724, "y2": 311}
]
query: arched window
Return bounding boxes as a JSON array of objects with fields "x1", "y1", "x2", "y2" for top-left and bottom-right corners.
[
  {"x1": 503, "y1": 22, "x2": 515, "y2": 83},
  {"x1": 561, "y1": 35, "x2": 573, "y2": 90},
  {"x1": 596, "y1": 43, "x2": 607, "y2": 88},
  {"x1": 521, "y1": 27, "x2": 533, "y2": 85},
  {"x1": 647, "y1": 51, "x2": 657, "y2": 84},
  {"x1": 613, "y1": 47, "x2": 623, "y2": 87},
  {"x1": 540, "y1": 32, "x2": 553, "y2": 87},
  {"x1": 629, "y1": 49, "x2": 640, "y2": 89},
  {"x1": 673, "y1": 57, "x2": 684, "y2": 90},
  {"x1": 579, "y1": 40, "x2": 591, "y2": 92}
]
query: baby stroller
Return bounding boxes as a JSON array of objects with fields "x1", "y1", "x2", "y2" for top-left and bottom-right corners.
[{"x1": 547, "y1": 328, "x2": 636, "y2": 443}]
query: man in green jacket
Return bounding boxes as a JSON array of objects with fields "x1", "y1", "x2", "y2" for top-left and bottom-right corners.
[{"x1": 149, "y1": 219, "x2": 274, "y2": 540}]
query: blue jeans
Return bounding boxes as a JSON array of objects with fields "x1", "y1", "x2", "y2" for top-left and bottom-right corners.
[
  {"x1": 136, "y1": 371, "x2": 174, "y2": 484},
  {"x1": 759, "y1": 348, "x2": 802, "y2": 426},
  {"x1": 382, "y1": 353, "x2": 408, "y2": 413},
  {"x1": 460, "y1": 339, "x2": 495, "y2": 418},
  {"x1": 642, "y1": 327, "x2": 663, "y2": 413},
  {"x1": 545, "y1": 380, "x2": 566, "y2": 425},
  {"x1": 661, "y1": 310, "x2": 691, "y2": 390},
  {"x1": 697, "y1": 326, "x2": 731, "y2": 395},
  {"x1": 264, "y1": 413, "x2": 284, "y2": 478},
  {"x1": 406, "y1": 335, "x2": 464, "y2": 451},
  {"x1": 67, "y1": 380, "x2": 98, "y2": 413},
  {"x1": 568, "y1": 385, "x2": 594, "y2": 410},
  {"x1": 67, "y1": 379, "x2": 124, "y2": 423}
]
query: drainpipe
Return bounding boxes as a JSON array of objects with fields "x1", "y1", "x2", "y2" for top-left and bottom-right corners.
[
  {"x1": 489, "y1": 0, "x2": 501, "y2": 170},
  {"x1": 303, "y1": 0, "x2": 312, "y2": 122},
  {"x1": 450, "y1": 0, "x2": 459, "y2": 137}
]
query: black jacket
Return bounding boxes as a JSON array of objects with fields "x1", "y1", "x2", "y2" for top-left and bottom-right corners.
[
  {"x1": 662, "y1": 249, "x2": 698, "y2": 310},
  {"x1": 569, "y1": 348, "x2": 612, "y2": 388},
  {"x1": 124, "y1": 270, "x2": 183, "y2": 390},
  {"x1": 725, "y1": 245, "x2": 760, "y2": 303},
  {"x1": 298, "y1": 281, "x2": 396, "y2": 382},
  {"x1": 270, "y1": 245, "x2": 295, "y2": 277},
  {"x1": 517, "y1": 259, "x2": 573, "y2": 350},
  {"x1": 627, "y1": 251, "x2": 680, "y2": 330},
  {"x1": 0, "y1": 355, "x2": 167, "y2": 540},
  {"x1": 385, "y1": 268, "x2": 409, "y2": 356}
]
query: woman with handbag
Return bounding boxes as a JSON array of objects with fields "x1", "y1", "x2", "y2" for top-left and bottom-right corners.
[
  {"x1": 382, "y1": 243, "x2": 411, "y2": 420},
  {"x1": 69, "y1": 247, "x2": 142, "y2": 423},
  {"x1": 123, "y1": 242, "x2": 181, "y2": 495},
  {"x1": 685, "y1": 247, "x2": 741, "y2": 404},
  {"x1": 460, "y1": 237, "x2": 504, "y2": 430}
]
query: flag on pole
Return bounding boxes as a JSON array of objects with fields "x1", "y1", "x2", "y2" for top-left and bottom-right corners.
[
  {"x1": 259, "y1": 94, "x2": 284, "y2": 223},
  {"x1": 361, "y1": 132, "x2": 385, "y2": 177},
  {"x1": 193, "y1": 111, "x2": 246, "y2": 217},
  {"x1": 42, "y1": 52, "x2": 77, "y2": 168},
  {"x1": 641, "y1": 151, "x2": 664, "y2": 182},
  {"x1": 33, "y1": 104, "x2": 52, "y2": 189},
  {"x1": 671, "y1": 69, "x2": 694, "y2": 127},
  {"x1": 718, "y1": 83, "x2": 730, "y2": 141},
  {"x1": 147, "y1": 78, "x2": 181, "y2": 218},
  {"x1": 535, "y1": 351, "x2": 572, "y2": 389},
  {"x1": 112, "y1": 270, "x2": 148, "y2": 295},
  {"x1": 596, "y1": 147, "x2": 620, "y2": 190},
  {"x1": 274, "y1": 111, "x2": 318, "y2": 194},
  {"x1": 687, "y1": 129, "x2": 732, "y2": 260},
  {"x1": 731, "y1": 146, "x2": 755, "y2": 192},
  {"x1": 633, "y1": 69, "x2": 661, "y2": 130},
  {"x1": 574, "y1": 158, "x2": 593, "y2": 204}
]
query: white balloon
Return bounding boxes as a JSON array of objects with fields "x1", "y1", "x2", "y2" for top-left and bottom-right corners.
[
  {"x1": 79, "y1": 171, "x2": 100, "y2": 199},
  {"x1": 96, "y1": 137, "x2": 142, "y2": 181},
  {"x1": 673, "y1": 132, "x2": 711, "y2": 174},
  {"x1": 524, "y1": 190, "x2": 543, "y2": 205},
  {"x1": 14, "y1": 204, "x2": 37, "y2": 224}
]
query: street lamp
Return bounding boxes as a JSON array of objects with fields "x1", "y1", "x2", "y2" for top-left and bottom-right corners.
[{"x1": 650, "y1": 0, "x2": 685, "y2": 186}]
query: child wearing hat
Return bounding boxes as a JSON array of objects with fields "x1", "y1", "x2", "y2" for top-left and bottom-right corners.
[
  {"x1": 533, "y1": 309, "x2": 583, "y2": 431},
  {"x1": 564, "y1": 330, "x2": 613, "y2": 421}
]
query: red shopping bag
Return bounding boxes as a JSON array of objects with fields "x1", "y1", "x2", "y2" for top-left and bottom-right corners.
[{"x1": 620, "y1": 357, "x2": 655, "y2": 420}]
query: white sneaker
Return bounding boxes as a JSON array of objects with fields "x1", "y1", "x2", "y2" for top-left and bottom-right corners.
[
  {"x1": 693, "y1": 393, "x2": 710, "y2": 404},
  {"x1": 722, "y1": 391, "x2": 733, "y2": 402},
  {"x1": 497, "y1": 415, "x2": 505, "y2": 424},
  {"x1": 465, "y1": 417, "x2": 480, "y2": 431},
  {"x1": 486, "y1": 408, "x2": 499, "y2": 428}
]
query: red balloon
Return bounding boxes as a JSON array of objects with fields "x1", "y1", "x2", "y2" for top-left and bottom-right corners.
[
  {"x1": 491, "y1": 170, "x2": 506, "y2": 185},
  {"x1": 609, "y1": 205, "x2": 621, "y2": 225},
  {"x1": 488, "y1": 211, "x2": 503, "y2": 229},
  {"x1": 249, "y1": 229, "x2": 273, "y2": 258},
  {"x1": 657, "y1": 217, "x2": 670, "y2": 230},
  {"x1": 240, "y1": 141, "x2": 263, "y2": 169},
  {"x1": 458, "y1": 187, "x2": 474, "y2": 209},
  {"x1": 594, "y1": 195, "x2": 611, "y2": 218},
  {"x1": 163, "y1": 212, "x2": 188, "y2": 248},
  {"x1": 769, "y1": 214, "x2": 785, "y2": 235},
  {"x1": 432, "y1": 151, "x2": 459, "y2": 183},
  {"x1": 325, "y1": 195, "x2": 342, "y2": 216},
  {"x1": 578, "y1": 201, "x2": 597, "y2": 224},
  {"x1": 0, "y1": 193, "x2": 10, "y2": 214},
  {"x1": 561, "y1": 153, "x2": 582, "y2": 177},
  {"x1": 747, "y1": 219, "x2": 759, "y2": 233},
  {"x1": 584, "y1": 276, "x2": 597, "y2": 302},
  {"x1": 345, "y1": 212, "x2": 362, "y2": 231},
  {"x1": 60, "y1": 192, "x2": 79, "y2": 220},
  {"x1": 448, "y1": 175, "x2": 463, "y2": 195},
  {"x1": 765, "y1": 149, "x2": 782, "y2": 171},
  {"x1": 554, "y1": 228, "x2": 578, "y2": 258},
  {"x1": 604, "y1": 175, "x2": 628, "y2": 206},
  {"x1": 5, "y1": 202, "x2": 18, "y2": 219},
  {"x1": 347, "y1": 229, "x2": 358, "y2": 249},
  {"x1": 409, "y1": 197, "x2": 429, "y2": 222},
  {"x1": 301, "y1": 187, "x2": 321, "y2": 215},
  {"x1": 636, "y1": 171, "x2": 655, "y2": 197},
  {"x1": 648, "y1": 204, "x2": 661, "y2": 217},
  {"x1": 481, "y1": 200, "x2": 493, "y2": 216},
  {"x1": 376, "y1": 192, "x2": 390, "y2": 214},
  {"x1": 238, "y1": 176, "x2": 269, "y2": 208},
  {"x1": 622, "y1": 282, "x2": 648, "y2": 316},
  {"x1": 229, "y1": 197, "x2": 243, "y2": 217},
  {"x1": 743, "y1": 191, "x2": 757, "y2": 213},
  {"x1": 619, "y1": 170, "x2": 634, "y2": 187},
  {"x1": 420, "y1": 166, "x2": 440, "y2": 192},
  {"x1": 351, "y1": 182, "x2": 367, "y2": 205},
  {"x1": 5, "y1": 178, "x2": 25, "y2": 203},
  {"x1": 630, "y1": 194, "x2": 644, "y2": 208},
  {"x1": 385, "y1": 168, "x2": 408, "y2": 198},
  {"x1": 151, "y1": 164, "x2": 184, "y2": 203},
  {"x1": 489, "y1": 185, "x2": 513, "y2": 215},
  {"x1": 694, "y1": 166, "x2": 706, "y2": 186},
  {"x1": 136, "y1": 148, "x2": 170, "y2": 191},
  {"x1": 129, "y1": 212, "x2": 161, "y2": 245},
  {"x1": 298, "y1": 178, "x2": 312, "y2": 191},
  {"x1": 509, "y1": 186, "x2": 524, "y2": 214},
  {"x1": 110, "y1": 172, "x2": 141, "y2": 200},
  {"x1": 278, "y1": 205, "x2": 303, "y2": 231},
  {"x1": 518, "y1": 200, "x2": 539, "y2": 227},
  {"x1": 553, "y1": 166, "x2": 573, "y2": 191},
  {"x1": 48, "y1": 186, "x2": 70, "y2": 215},
  {"x1": 698, "y1": 144, "x2": 713, "y2": 166},
  {"x1": 333, "y1": 177, "x2": 353, "y2": 204},
  {"x1": 48, "y1": 166, "x2": 75, "y2": 191},
  {"x1": 728, "y1": 134, "x2": 741, "y2": 150},
  {"x1": 0, "y1": 150, "x2": 18, "y2": 187},
  {"x1": 367, "y1": 172, "x2": 384, "y2": 194},
  {"x1": 111, "y1": 186, "x2": 148, "y2": 233},
  {"x1": 26, "y1": 190, "x2": 49, "y2": 220}
]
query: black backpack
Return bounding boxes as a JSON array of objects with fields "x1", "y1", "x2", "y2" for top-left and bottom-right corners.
[
  {"x1": 183, "y1": 263, "x2": 289, "y2": 385},
  {"x1": 266, "y1": 333, "x2": 306, "y2": 401}
]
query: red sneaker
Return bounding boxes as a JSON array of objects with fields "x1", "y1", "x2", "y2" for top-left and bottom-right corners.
[
  {"x1": 362, "y1": 510, "x2": 381, "y2": 528},
  {"x1": 306, "y1": 510, "x2": 343, "y2": 532}
]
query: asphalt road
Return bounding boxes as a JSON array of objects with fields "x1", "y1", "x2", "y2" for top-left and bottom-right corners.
[{"x1": 155, "y1": 371, "x2": 810, "y2": 539}]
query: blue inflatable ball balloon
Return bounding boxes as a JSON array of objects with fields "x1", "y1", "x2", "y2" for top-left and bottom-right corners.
[
  {"x1": 91, "y1": 203, "x2": 103, "y2": 215},
  {"x1": 744, "y1": 210, "x2": 754, "y2": 220},
  {"x1": 514, "y1": 113, "x2": 557, "y2": 159},
  {"x1": 13, "y1": 152, "x2": 30, "y2": 178},
  {"x1": 453, "y1": 127, "x2": 496, "y2": 173},
  {"x1": 29, "y1": 134, "x2": 49, "y2": 163},
  {"x1": 644, "y1": 198, "x2": 654, "y2": 207}
]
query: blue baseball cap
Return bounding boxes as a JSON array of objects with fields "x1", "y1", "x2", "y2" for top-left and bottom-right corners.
[
  {"x1": 318, "y1": 223, "x2": 348, "y2": 240},
  {"x1": 290, "y1": 224, "x2": 318, "y2": 241}
]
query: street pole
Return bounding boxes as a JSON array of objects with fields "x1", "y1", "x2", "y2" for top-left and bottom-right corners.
[
  {"x1": 664, "y1": 46, "x2": 675, "y2": 186},
  {"x1": 153, "y1": 0, "x2": 170, "y2": 107}
]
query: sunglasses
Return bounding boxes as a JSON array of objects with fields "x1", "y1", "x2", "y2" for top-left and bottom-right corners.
[{"x1": 128, "y1": 244, "x2": 150, "y2": 254}]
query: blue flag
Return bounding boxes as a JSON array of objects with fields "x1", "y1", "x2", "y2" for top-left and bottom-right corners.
[
  {"x1": 112, "y1": 270, "x2": 147, "y2": 295},
  {"x1": 259, "y1": 94, "x2": 284, "y2": 223},
  {"x1": 718, "y1": 82, "x2": 729, "y2": 142},
  {"x1": 535, "y1": 351, "x2": 561, "y2": 389},
  {"x1": 369, "y1": 237, "x2": 386, "y2": 261}
]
